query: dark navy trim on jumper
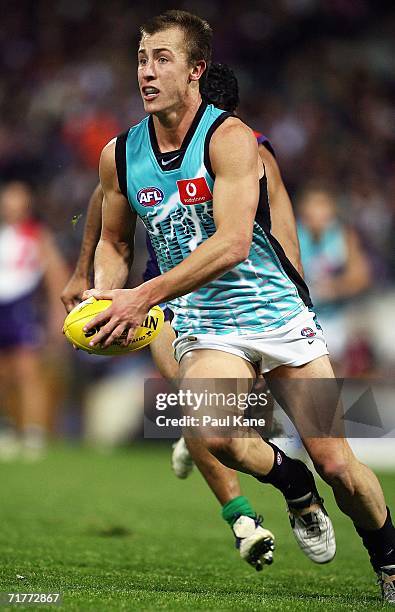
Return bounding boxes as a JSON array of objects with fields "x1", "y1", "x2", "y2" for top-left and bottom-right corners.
[
  {"x1": 203, "y1": 111, "x2": 234, "y2": 179},
  {"x1": 255, "y1": 177, "x2": 312, "y2": 307},
  {"x1": 148, "y1": 101, "x2": 208, "y2": 172},
  {"x1": 115, "y1": 130, "x2": 129, "y2": 198}
]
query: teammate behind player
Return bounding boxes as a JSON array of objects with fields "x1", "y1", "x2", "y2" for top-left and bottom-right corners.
[
  {"x1": 297, "y1": 184, "x2": 371, "y2": 374},
  {"x1": 61, "y1": 62, "x2": 329, "y2": 572},
  {"x1": 82, "y1": 11, "x2": 395, "y2": 602}
]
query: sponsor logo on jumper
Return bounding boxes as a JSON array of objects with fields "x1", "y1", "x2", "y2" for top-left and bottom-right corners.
[
  {"x1": 177, "y1": 177, "x2": 213, "y2": 205},
  {"x1": 137, "y1": 187, "x2": 165, "y2": 206}
]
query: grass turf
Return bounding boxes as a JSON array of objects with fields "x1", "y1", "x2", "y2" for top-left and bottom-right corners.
[{"x1": 0, "y1": 443, "x2": 394, "y2": 611}]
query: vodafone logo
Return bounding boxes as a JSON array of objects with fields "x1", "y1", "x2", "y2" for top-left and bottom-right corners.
[
  {"x1": 177, "y1": 177, "x2": 212, "y2": 205},
  {"x1": 137, "y1": 187, "x2": 164, "y2": 207},
  {"x1": 186, "y1": 182, "x2": 197, "y2": 197}
]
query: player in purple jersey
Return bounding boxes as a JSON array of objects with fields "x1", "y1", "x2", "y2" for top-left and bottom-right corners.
[
  {"x1": 62, "y1": 61, "x2": 328, "y2": 571},
  {"x1": 0, "y1": 182, "x2": 69, "y2": 460}
]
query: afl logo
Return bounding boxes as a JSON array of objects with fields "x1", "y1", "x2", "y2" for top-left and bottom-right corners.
[
  {"x1": 137, "y1": 187, "x2": 164, "y2": 207},
  {"x1": 301, "y1": 327, "x2": 316, "y2": 338}
]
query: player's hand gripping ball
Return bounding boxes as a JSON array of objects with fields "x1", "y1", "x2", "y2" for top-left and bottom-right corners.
[{"x1": 63, "y1": 297, "x2": 164, "y2": 355}]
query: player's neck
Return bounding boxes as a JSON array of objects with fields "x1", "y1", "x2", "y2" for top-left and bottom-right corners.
[{"x1": 152, "y1": 95, "x2": 203, "y2": 153}]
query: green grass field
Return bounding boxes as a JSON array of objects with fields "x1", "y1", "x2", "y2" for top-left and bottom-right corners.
[{"x1": 0, "y1": 443, "x2": 394, "y2": 611}]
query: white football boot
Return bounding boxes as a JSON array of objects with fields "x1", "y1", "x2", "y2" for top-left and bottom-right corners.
[
  {"x1": 377, "y1": 565, "x2": 395, "y2": 604},
  {"x1": 171, "y1": 437, "x2": 194, "y2": 479},
  {"x1": 233, "y1": 515, "x2": 275, "y2": 571},
  {"x1": 285, "y1": 459, "x2": 336, "y2": 564},
  {"x1": 288, "y1": 501, "x2": 336, "y2": 563}
]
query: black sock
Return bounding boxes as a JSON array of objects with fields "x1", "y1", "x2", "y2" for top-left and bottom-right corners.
[
  {"x1": 355, "y1": 508, "x2": 395, "y2": 571},
  {"x1": 257, "y1": 442, "x2": 316, "y2": 504}
]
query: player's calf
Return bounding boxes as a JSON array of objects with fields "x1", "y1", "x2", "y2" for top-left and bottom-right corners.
[{"x1": 203, "y1": 436, "x2": 274, "y2": 474}]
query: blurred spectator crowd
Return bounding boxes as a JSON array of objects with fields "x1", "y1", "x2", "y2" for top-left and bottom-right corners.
[{"x1": 0, "y1": 0, "x2": 394, "y2": 448}]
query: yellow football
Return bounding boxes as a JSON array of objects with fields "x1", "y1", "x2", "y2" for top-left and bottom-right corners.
[{"x1": 63, "y1": 297, "x2": 164, "y2": 355}]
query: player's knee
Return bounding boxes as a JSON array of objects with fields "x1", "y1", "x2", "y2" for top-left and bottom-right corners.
[
  {"x1": 312, "y1": 453, "x2": 354, "y2": 493},
  {"x1": 315, "y1": 457, "x2": 347, "y2": 483}
]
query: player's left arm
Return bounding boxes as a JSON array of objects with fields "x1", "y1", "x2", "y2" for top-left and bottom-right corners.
[
  {"x1": 40, "y1": 228, "x2": 72, "y2": 342},
  {"x1": 258, "y1": 144, "x2": 304, "y2": 277},
  {"x1": 84, "y1": 119, "x2": 260, "y2": 347},
  {"x1": 61, "y1": 184, "x2": 103, "y2": 312}
]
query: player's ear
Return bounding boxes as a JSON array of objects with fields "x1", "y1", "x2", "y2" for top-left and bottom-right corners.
[{"x1": 189, "y1": 60, "x2": 206, "y2": 83}]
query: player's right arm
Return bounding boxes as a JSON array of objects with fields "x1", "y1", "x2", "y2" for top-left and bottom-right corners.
[
  {"x1": 61, "y1": 184, "x2": 103, "y2": 312},
  {"x1": 94, "y1": 139, "x2": 137, "y2": 290}
]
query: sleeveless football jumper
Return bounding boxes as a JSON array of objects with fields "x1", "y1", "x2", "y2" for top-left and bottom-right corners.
[{"x1": 115, "y1": 102, "x2": 311, "y2": 336}]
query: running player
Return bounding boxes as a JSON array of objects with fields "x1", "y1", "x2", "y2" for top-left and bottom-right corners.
[
  {"x1": 82, "y1": 11, "x2": 395, "y2": 602},
  {"x1": 61, "y1": 62, "x2": 326, "y2": 572},
  {"x1": 170, "y1": 62, "x2": 303, "y2": 478}
]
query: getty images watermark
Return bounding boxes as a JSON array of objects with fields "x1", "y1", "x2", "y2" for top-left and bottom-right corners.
[{"x1": 154, "y1": 388, "x2": 269, "y2": 428}]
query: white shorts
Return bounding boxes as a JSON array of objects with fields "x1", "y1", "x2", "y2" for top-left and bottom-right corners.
[{"x1": 173, "y1": 307, "x2": 329, "y2": 374}]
